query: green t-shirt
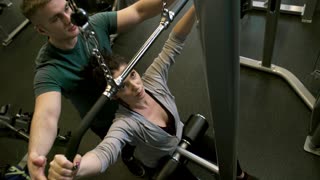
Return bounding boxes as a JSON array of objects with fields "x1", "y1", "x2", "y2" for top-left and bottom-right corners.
[{"x1": 33, "y1": 11, "x2": 119, "y2": 137}]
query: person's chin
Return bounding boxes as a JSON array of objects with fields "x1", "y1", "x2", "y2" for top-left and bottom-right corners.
[
  {"x1": 68, "y1": 26, "x2": 80, "y2": 36},
  {"x1": 67, "y1": 31, "x2": 79, "y2": 39},
  {"x1": 138, "y1": 90, "x2": 145, "y2": 99}
]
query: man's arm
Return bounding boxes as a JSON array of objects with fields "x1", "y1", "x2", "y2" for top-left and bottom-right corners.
[
  {"x1": 28, "y1": 91, "x2": 61, "y2": 180},
  {"x1": 116, "y1": 0, "x2": 174, "y2": 33}
]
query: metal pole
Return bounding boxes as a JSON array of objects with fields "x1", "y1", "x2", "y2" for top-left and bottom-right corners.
[
  {"x1": 116, "y1": 0, "x2": 189, "y2": 85},
  {"x1": 262, "y1": 0, "x2": 281, "y2": 67},
  {"x1": 115, "y1": 25, "x2": 164, "y2": 84},
  {"x1": 194, "y1": 0, "x2": 239, "y2": 179},
  {"x1": 302, "y1": 0, "x2": 318, "y2": 23},
  {"x1": 302, "y1": 93, "x2": 319, "y2": 154},
  {"x1": 311, "y1": 125, "x2": 320, "y2": 148},
  {"x1": 176, "y1": 147, "x2": 219, "y2": 174},
  {"x1": 65, "y1": 95, "x2": 110, "y2": 160}
]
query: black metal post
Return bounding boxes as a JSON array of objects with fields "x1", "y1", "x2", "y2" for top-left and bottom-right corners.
[
  {"x1": 194, "y1": 0, "x2": 239, "y2": 179},
  {"x1": 310, "y1": 93, "x2": 320, "y2": 147},
  {"x1": 66, "y1": 95, "x2": 110, "y2": 160},
  {"x1": 262, "y1": 0, "x2": 281, "y2": 67}
]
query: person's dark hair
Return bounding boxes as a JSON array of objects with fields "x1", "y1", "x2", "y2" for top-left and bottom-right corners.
[{"x1": 85, "y1": 53, "x2": 128, "y2": 91}]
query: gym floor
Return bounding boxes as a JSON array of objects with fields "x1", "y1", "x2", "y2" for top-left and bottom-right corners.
[{"x1": 1, "y1": 1, "x2": 320, "y2": 180}]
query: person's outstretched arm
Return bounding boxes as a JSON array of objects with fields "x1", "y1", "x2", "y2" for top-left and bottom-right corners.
[
  {"x1": 116, "y1": 0, "x2": 174, "y2": 32},
  {"x1": 143, "y1": 5, "x2": 197, "y2": 87},
  {"x1": 48, "y1": 118, "x2": 134, "y2": 179},
  {"x1": 172, "y1": 5, "x2": 196, "y2": 40},
  {"x1": 48, "y1": 152, "x2": 102, "y2": 179}
]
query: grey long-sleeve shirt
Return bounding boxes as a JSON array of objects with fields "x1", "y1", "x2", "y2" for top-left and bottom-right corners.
[{"x1": 91, "y1": 32, "x2": 186, "y2": 171}]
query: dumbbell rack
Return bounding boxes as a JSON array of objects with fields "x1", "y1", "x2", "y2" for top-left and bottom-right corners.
[{"x1": 0, "y1": 0, "x2": 29, "y2": 46}]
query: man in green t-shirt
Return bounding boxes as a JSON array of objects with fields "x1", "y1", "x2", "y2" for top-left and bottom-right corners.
[{"x1": 20, "y1": 0, "x2": 173, "y2": 179}]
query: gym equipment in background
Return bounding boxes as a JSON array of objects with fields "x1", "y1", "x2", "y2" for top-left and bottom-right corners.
[
  {"x1": 0, "y1": 104, "x2": 71, "y2": 145},
  {"x1": 240, "y1": 0, "x2": 316, "y2": 110},
  {"x1": 0, "y1": 104, "x2": 72, "y2": 180},
  {"x1": 250, "y1": 0, "x2": 318, "y2": 23},
  {"x1": 0, "y1": 0, "x2": 29, "y2": 46},
  {"x1": 237, "y1": 0, "x2": 319, "y2": 156}
]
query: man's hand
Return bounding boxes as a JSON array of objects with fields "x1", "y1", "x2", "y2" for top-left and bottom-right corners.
[
  {"x1": 28, "y1": 152, "x2": 47, "y2": 180},
  {"x1": 48, "y1": 154, "x2": 82, "y2": 180}
]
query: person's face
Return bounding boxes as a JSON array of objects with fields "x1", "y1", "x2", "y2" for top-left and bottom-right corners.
[
  {"x1": 114, "y1": 65, "x2": 146, "y2": 105},
  {"x1": 32, "y1": 0, "x2": 79, "y2": 41}
]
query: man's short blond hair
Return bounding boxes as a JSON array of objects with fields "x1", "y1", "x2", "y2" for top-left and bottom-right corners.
[{"x1": 21, "y1": 0, "x2": 52, "y2": 20}]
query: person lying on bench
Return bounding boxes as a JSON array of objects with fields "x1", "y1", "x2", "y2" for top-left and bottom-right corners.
[{"x1": 48, "y1": 6, "x2": 257, "y2": 180}]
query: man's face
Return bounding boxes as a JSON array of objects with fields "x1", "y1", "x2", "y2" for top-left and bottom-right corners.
[
  {"x1": 32, "y1": 0, "x2": 80, "y2": 41},
  {"x1": 114, "y1": 65, "x2": 146, "y2": 105}
]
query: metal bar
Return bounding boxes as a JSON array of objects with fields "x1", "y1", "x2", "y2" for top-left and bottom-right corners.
[
  {"x1": 252, "y1": 1, "x2": 304, "y2": 15},
  {"x1": 240, "y1": 56, "x2": 315, "y2": 110},
  {"x1": 116, "y1": 25, "x2": 164, "y2": 85},
  {"x1": 170, "y1": 0, "x2": 189, "y2": 17},
  {"x1": 176, "y1": 147, "x2": 219, "y2": 174},
  {"x1": 310, "y1": 93, "x2": 320, "y2": 133},
  {"x1": 2, "y1": 19, "x2": 29, "y2": 46},
  {"x1": 194, "y1": 0, "x2": 239, "y2": 179},
  {"x1": 156, "y1": 114, "x2": 209, "y2": 180},
  {"x1": 304, "y1": 136, "x2": 320, "y2": 156},
  {"x1": 0, "y1": 119, "x2": 29, "y2": 140},
  {"x1": 311, "y1": 124, "x2": 320, "y2": 147},
  {"x1": 116, "y1": 0, "x2": 189, "y2": 85}
]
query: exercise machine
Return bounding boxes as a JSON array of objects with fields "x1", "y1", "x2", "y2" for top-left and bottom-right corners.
[
  {"x1": 65, "y1": 0, "x2": 242, "y2": 179},
  {"x1": 65, "y1": 0, "x2": 191, "y2": 158},
  {"x1": 0, "y1": 104, "x2": 72, "y2": 146},
  {"x1": 238, "y1": 0, "x2": 320, "y2": 156},
  {"x1": 241, "y1": 0, "x2": 315, "y2": 110},
  {"x1": 0, "y1": 104, "x2": 32, "y2": 143},
  {"x1": 155, "y1": 114, "x2": 219, "y2": 180},
  {"x1": 250, "y1": 0, "x2": 318, "y2": 23}
]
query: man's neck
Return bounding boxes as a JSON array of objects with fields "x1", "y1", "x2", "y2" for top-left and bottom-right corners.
[{"x1": 49, "y1": 36, "x2": 78, "y2": 50}]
